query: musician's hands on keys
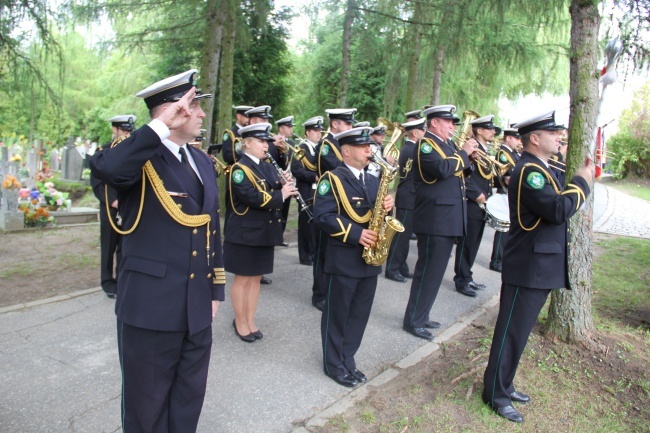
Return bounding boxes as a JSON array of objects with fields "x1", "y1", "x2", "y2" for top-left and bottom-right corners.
[
  {"x1": 155, "y1": 87, "x2": 195, "y2": 130},
  {"x1": 359, "y1": 229, "x2": 378, "y2": 248},
  {"x1": 462, "y1": 138, "x2": 481, "y2": 160},
  {"x1": 281, "y1": 182, "x2": 298, "y2": 201},
  {"x1": 382, "y1": 194, "x2": 394, "y2": 212}
]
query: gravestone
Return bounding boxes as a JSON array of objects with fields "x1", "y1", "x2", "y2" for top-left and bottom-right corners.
[
  {"x1": 1, "y1": 147, "x2": 8, "y2": 176},
  {"x1": 61, "y1": 137, "x2": 83, "y2": 181},
  {"x1": 50, "y1": 149, "x2": 60, "y2": 172},
  {"x1": 26, "y1": 148, "x2": 38, "y2": 179}
]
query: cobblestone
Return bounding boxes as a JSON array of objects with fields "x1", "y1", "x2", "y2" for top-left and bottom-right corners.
[{"x1": 593, "y1": 182, "x2": 650, "y2": 239}]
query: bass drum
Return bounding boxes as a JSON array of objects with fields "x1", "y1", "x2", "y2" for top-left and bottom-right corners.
[{"x1": 485, "y1": 194, "x2": 510, "y2": 232}]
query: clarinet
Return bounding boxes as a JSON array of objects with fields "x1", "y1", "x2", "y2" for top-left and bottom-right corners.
[{"x1": 265, "y1": 151, "x2": 314, "y2": 222}]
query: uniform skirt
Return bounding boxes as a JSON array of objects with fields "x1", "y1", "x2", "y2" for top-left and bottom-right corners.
[{"x1": 223, "y1": 241, "x2": 274, "y2": 276}]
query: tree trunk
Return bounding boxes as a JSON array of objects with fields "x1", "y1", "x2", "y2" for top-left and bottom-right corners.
[
  {"x1": 430, "y1": 46, "x2": 444, "y2": 105},
  {"x1": 199, "y1": 0, "x2": 227, "y2": 146},
  {"x1": 340, "y1": 0, "x2": 355, "y2": 107},
  {"x1": 216, "y1": 1, "x2": 236, "y2": 143},
  {"x1": 404, "y1": 2, "x2": 423, "y2": 111},
  {"x1": 544, "y1": 0, "x2": 600, "y2": 344}
]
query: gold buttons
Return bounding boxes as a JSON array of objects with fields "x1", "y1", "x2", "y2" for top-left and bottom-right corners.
[
  {"x1": 190, "y1": 273, "x2": 195, "y2": 279},
  {"x1": 212, "y1": 252, "x2": 215, "y2": 257},
  {"x1": 212, "y1": 230, "x2": 216, "y2": 235},
  {"x1": 177, "y1": 203, "x2": 183, "y2": 209},
  {"x1": 207, "y1": 273, "x2": 212, "y2": 278},
  {"x1": 193, "y1": 229, "x2": 198, "y2": 234},
  {"x1": 278, "y1": 219, "x2": 281, "y2": 222},
  {"x1": 192, "y1": 251, "x2": 197, "y2": 257}
]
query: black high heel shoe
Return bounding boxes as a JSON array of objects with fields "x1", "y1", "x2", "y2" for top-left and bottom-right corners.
[
  {"x1": 250, "y1": 329, "x2": 263, "y2": 340},
  {"x1": 232, "y1": 319, "x2": 256, "y2": 343}
]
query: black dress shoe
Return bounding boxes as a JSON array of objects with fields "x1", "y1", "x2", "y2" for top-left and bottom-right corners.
[
  {"x1": 489, "y1": 263, "x2": 502, "y2": 273},
  {"x1": 456, "y1": 285, "x2": 478, "y2": 297},
  {"x1": 496, "y1": 405, "x2": 524, "y2": 423},
  {"x1": 328, "y1": 373, "x2": 358, "y2": 388},
  {"x1": 351, "y1": 369, "x2": 367, "y2": 383},
  {"x1": 105, "y1": 291, "x2": 117, "y2": 299},
  {"x1": 425, "y1": 320, "x2": 441, "y2": 329},
  {"x1": 468, "y1": 281, "x2": 486, "y2": 290},
  {"x1": 400, "y1": 270, "x2": 414, "y2": 278},
  {"x1": 251, "y1": 329, "x2": 263, "y2": 340},
  {"x1": 260, "y1": 276, "x2": 272, "y2": 285},
  {"x1": 280, "y1": 241, "x2": 289, "y2": 247},
  {"x1": 312, "y1": 299, "x2": 325, "y2": 312},
  {"x1": 510, "y1": 390, "x2": 530, "y2": 403},
  {"x1": 299, "y1": 260, "x2": 313, "y2": 266},
  {"x1": 403, "y1": 325, "x2": 434, "y2": 341},
  {"x1": 410, "y1": 233, "x2": 417, "y2": 240},
  {"x1": 385, "y1": 271, "x2": 406, "y2": 282},
  {"x1": 232, "y1": 320, "x2": 256, "y2": 343}
]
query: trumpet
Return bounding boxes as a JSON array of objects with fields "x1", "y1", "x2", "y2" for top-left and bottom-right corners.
[
  {"x1": 265, "y1": 151, "x2": 314, "y2": 222},
  {"x1": 209, "y1": 154, "x2": 231, "y2": 177},
  {"x1": 452, "y1": 110, "x2": 480, "y2": 149}
]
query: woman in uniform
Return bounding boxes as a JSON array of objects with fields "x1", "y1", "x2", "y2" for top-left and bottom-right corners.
[{"x1": 224, "y1": 123, "x2": 297, "y2": 342}]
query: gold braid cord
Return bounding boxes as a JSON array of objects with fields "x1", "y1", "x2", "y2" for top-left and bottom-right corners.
[
  {"x1": 418, "y1": 138, "x2": 465, "y2": 184},
  {"x1": 516, "y1": 163, "x2": 561, "y2": 232},
  {"x1": 228, "y1": 163, "x2": 272, "y2": 216},
  {"x1": 476, "y1": 159, "x2": 494, "y2": 180},
  {"x1": 301, "y1": 153, "x2": 317, "y2": 172},
  {"x1": 327, "y1": 173, "x2": 372, "y2": 224}
]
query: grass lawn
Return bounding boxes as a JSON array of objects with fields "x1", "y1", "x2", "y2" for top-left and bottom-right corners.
[
  {"x1": 317, "y1": 236, "x2": 650, "y2": 433},
  {"x1": 600, "y1": 176, "x2": 650, "y2": 201}
]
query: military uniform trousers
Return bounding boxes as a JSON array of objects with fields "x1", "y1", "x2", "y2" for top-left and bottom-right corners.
[
  {"x1": 117, "y1": 320, "x2": 212, "y2": 433},
  {"x1": 454, "y1": 203, "x2": 486, "y2": 288},
  {"x1": 482, "y1": 283, "x2": 550, "y2": 408},
  {"x1": 99, "y1": 205, "x2": 121, "y2": 294},
  {"x1": 385, "y1": 207, "x2": 413, "y2": 276},
  {"x1": 322, "y1": 273, "x2": 377, "y2": 377},
  {"x1": 403, "y1": 234, "x2": 456, "y2": 329},
  {"x1": 490, "y1": 230, "x2": 506, "y2": 268},
  {"x1": 298, "y1": 202, "x2": 316, "y2": 263}
]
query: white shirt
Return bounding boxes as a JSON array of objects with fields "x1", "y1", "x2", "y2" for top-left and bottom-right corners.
[
  {"x1": 149, "y1": 118, "x2": 203, "y2": 183},
  {"x1": 345, "y1": 163, "x2": 364, "y2": 183}
]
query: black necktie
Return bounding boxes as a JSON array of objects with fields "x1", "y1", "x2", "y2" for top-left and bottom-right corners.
[
  {"x1": 358, "y1": 172, "x2": 364, "y2": 185},
  {"x1": 179, "y1": 148, "x2": 202, "y2": 183}
]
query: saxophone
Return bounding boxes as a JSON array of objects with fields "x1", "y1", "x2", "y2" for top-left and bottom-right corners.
[{"x1": 362, "y1": 122, "x2": 406, "y2": 266}]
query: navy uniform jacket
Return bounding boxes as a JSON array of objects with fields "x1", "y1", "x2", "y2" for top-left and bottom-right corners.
[
  {"x1": 316, "y1": 133, "x2": 343, "y2": 176},
  {"x1": 465, "y1": 142, "x2": 493, "y2": 221},
  {"x1": 395, "y1": 139, "x2": 416, "y2": 210},
  {"x1": 313, "y1": 165, "x2": 381, "y2": 278},
  {"x1": 495, "y1": 144, "x2": 520, "y2": 194},
  {"x1": 90, "y1": 125, "x2": 225, "y2": 335},
  {"x1": 290, "y1": 140, "x2": 319, "y2": 202},
  {"x1": 412, "y1": 131, "x2": 472, "y2": 236},
  {"x1": 502, "y1": 151, "x2": 589, "y2": 290},
  {"x1": 221, "y1": 124, "x2": 241, "y2": 165},
  {"x1": 225, "y1": 154, "x2": 285, "y2": 246}
]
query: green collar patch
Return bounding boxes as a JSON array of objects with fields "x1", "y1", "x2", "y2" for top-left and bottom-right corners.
[
  {"x1": 526, "y1": 171, "x2": 545, "y2": 190},
  {"x1": 499, "y1": 153, "x2": 508, "y2": 163},
  {"x1": 321, "y1": 144, "x2": 330, "y2": 156},
  {"x1": 223, "y1": 132, "x2": 230, "y2": 142},
  {"x1": 421, "y1": 143, "x2": 432, "y2": 154},
  {"x1": 317, "y1": 178, "x2": 331, "y2": 195},
  {"x1": 232, "y1": 169, "x2": 245, "y2": 184}
]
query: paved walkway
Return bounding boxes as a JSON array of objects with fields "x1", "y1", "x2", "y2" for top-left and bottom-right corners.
[
  {"x1": 593, "y1": 182, "x2": 650, "y2": 239},
  {"x1": 0, "y1": 181, "x2": 646, "y2": 433}
]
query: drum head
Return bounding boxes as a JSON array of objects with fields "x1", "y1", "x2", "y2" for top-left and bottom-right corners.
[{"x1": 485, "y1": 194, "x2": 510, "y2": 222}]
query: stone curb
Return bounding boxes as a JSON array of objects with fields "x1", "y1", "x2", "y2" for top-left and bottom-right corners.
[
  {"x1": 0, "y1": 286, "x2": 102, "y2": 314},
  {"x1": 295, "y1": 293, "x2": 500, "y2": 432}
]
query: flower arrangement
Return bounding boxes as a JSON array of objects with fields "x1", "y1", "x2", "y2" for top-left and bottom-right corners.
[
  {"x1": 20, "y1": 203, "x2": 53, "y2": 228},
  {"x1": 2, "y1": 174, "x2": 22, "y2": 190},
  {"x1": 37, "y1": 181, "x2": 69, "y2": 209}
]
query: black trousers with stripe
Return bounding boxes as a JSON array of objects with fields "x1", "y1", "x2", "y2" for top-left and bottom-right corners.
[
  {"x1": 453, "y1": 217, "x2": 486, "y2": 288},
  {"x1": 385, "y1": 207, "x2": 413, "y2": 276},
  {"x1": 490, "y1": 230, "x2": 505, "y2": 268},
  {"x1": 117, "y1": 320, "x2": 212, "y2": 433},
  {"x1": 321, "y1": 273, "x2": 377, "y2": 377},
  {"x1": 482, "y1": 284, "x2": 550, "y2": 408},
  {"x1": 403, "y1": 234, "x2": 456, "y2": 329}
]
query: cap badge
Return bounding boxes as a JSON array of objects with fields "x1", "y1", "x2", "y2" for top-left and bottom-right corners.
[
  {"x1": 421, "y1": 143, "x2": 433, "y2": 154},
  {"x1": 526, "y1": 172, "x2": 545, "y2": 190},
  {"x1": 232, "y1": 169, "x2": 245, "y2": 184},
  {"x1": 317, "y1": 179, "x2": 331, "y2": 196}
]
